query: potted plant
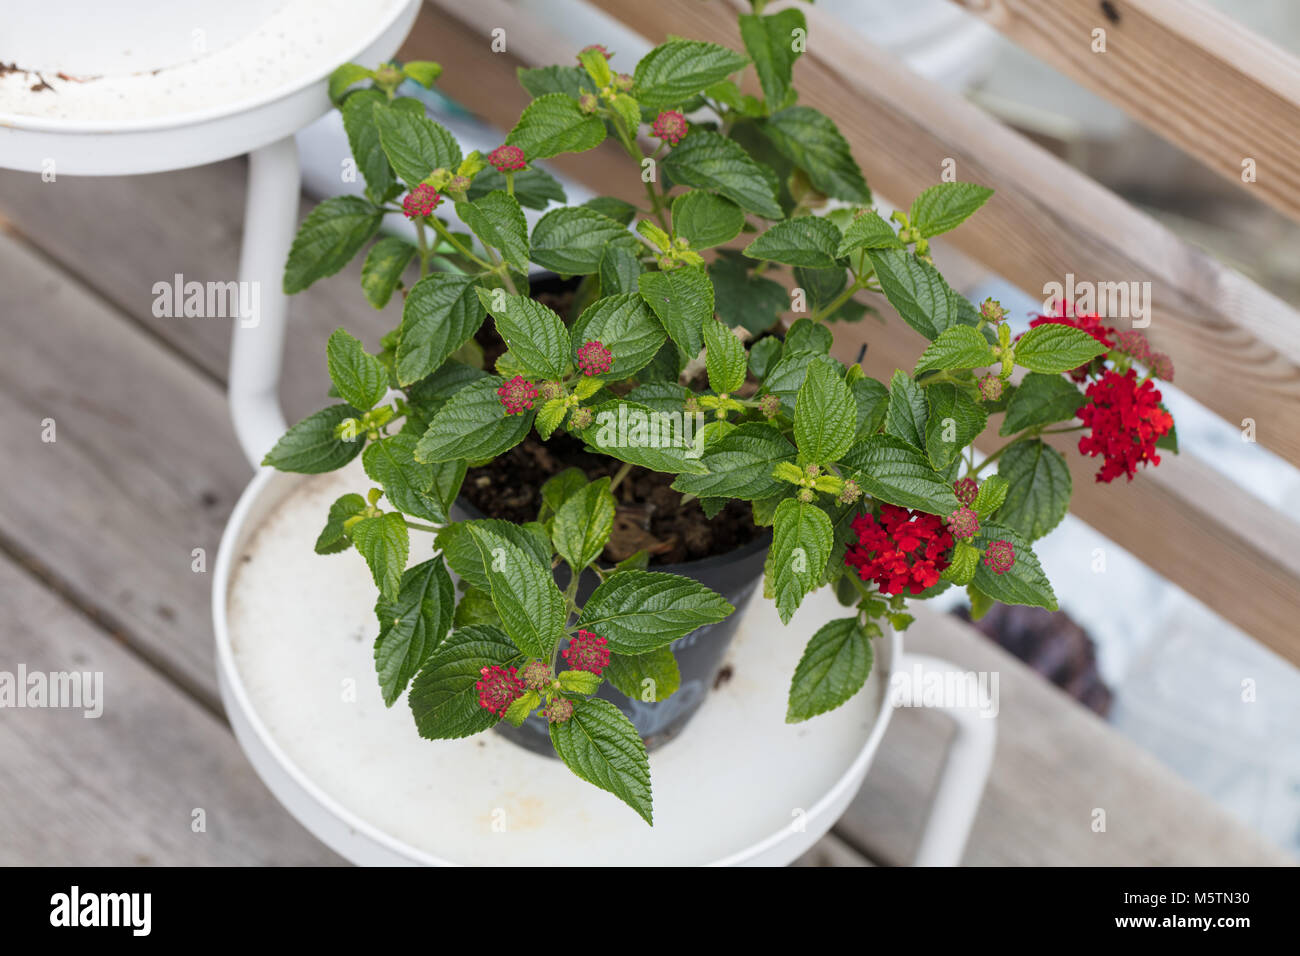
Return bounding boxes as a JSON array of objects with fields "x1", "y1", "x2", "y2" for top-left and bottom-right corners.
[{"x1": 262, "y1": 5, "x2": 1178, "y2": 826}]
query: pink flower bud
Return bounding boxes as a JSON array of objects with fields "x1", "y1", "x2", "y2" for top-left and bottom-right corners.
[{"x1": 487, "y1": 144, "x2": 526, "y2": 172}]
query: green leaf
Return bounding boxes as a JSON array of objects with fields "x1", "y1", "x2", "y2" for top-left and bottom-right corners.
[
  {"x1": 967, "y1": 584, "x2": 995, "y2": 621},
  {"x1": 738, "y1": 8, "x2": 806, "y2": 109},
  {"x1": 550, "y1": 697, "x2": 653, "y2": 825},
  {"x1": 709, "y1": 251, "x2": 789, "y2": 336},
  {"x1": 402, "y1": 60, "x2": 442, "y2": 88},
  {"x1": 315, "y1": 493, "x2": 367, "y2": 554},
  {"x1": 374, "y1": 557, "x2": 454, "y2": 706},
  {"x1": 867, "y1": 248, "x2": 973, "y2": 341},
  {"x1": 839, "y1": 434, "x2": 961, "y2": 515},
  {"x1": 553, "y1": 477, "x2": 616, "y2": 572},
  {"x1": 467, "y1": 165, "x2": 566, "y2": 210},
  {"x1": 973, "y1": 473, "x2": 1009, "y2": 518},
  {"x1": 329, "y1": 63, "x2": 373, "y2": 105},
  {"x1": 762, "y1": 106, "x2": 871, "y2": 204},
  {"x1": 996, "y1": 440, "x2": 1071, "y2": 541},
  {"x1": 530, "y1": 206, "x2": 631, "y2": 275},
  {"x1": 517, "y1": 64, "x2": 595, "y2": 100},
  {"x1": 795, "y1": 359, "x2": 856, "y2": 465},
  {"x1": 341, "y1": 90, "x2": 398, "y2": 205},
  {"x1": 851, "y1": 376, "x2": 890, "y2": 441},
  {"x1": 326, "y1": 328, "x2": 387, "y2": 411},
  {"x1": 672, "y1": 422, "x2": 795, "y2": 500},
  {"x1": 363, "y1": 433, "x2": 464, "y2": 524},
  {"x1": 455, "y1": 190, "x2": 530, "y2": 273},
  {"x1": 571, "y1": 294, "x2": 667, "y2": 379},
  {"x1": 604, "y1": 647, "x2": 681, "y2": 702},
  {"x1": 539, "y1": 467, "x2": 590, "y2": 521},
  {"x1": 578, "y1": 570, "x2": 733, "y2": 653},
  {"x1": 634, "y1": 39, "x2": 749, "y2": 109},
  {"x1": 765, "y1": 499, "x2": 834, "y2": 624},
  {"x1": 351, "y1": 512, "x2": 409, "y2": 602},
  {"x1": 283, "y1": 197, "x2": 382, "y2": 294},
  {"x1": 941, "y1": 539, "x2": 981, "y2": 586},
  {"x1": 503, "y1": 689, "x2": 541, "y2": 727},
  {"x1": 1000, "y1": 372, "x2": 1086, "y2": 435},
  {"x1": 625, "y1": 381, "x2": 690, "y2": 415},
  {"x1": 786, "y1": 617, "x2": 872, "y2": 722},
  {"x1": 414, "y1": 377, "x2": 532, "y2": 462},
  {"x1": 924, "y1": 383, "x2": 989, "y2": 471},
  {"x1": 476, "y1": 289, "x2": 570, "y2": 379},
  {"x1": 884, "y1": 369, "x2": 928, "y2": 450},
  {"x1": 637, "y1": 265, "x2": 714, "y2": 358},
  {"x1": 360, "y1": 236, "x2": 416, "y2": 309},
  {"x1": 557, "y1": 670, "x2": 602, "y2": 696},
  {"x1": 262, "y1": 404, "x2": 364, "y2": 473},
  {"x1": 836, "y1": 209, "x2": 904, "y2": 257},
  {"x1": 671, "y1": 191, "x2": 746, "y2": 249},
  {"x1": 914, "y1": 325, "x2": 997, "y2": 376},
  {"x1": 578, "y1": 400, "x2": 709, "y2": 474},
  {"x1": 702, "y1": 319, "x2": 747, "y2": 394},
  {"x1": 786, "y1": 318, "x2": 833, "y2": 354},
  {"x1": 764, "y1": 350, "x2": 837, "y2": 410},
  {"x1": 436, "y1": 520, "x2": 552, "y2": 592},
  {"x1": 972, "y1": 524, "x2": 1058, "y2": 610},
  {"x1": 535, "y1": 398, "x2": 567, "y2": 439},
  {"x1": 506, "y1": 92, "x2": 606, "y2": 160},
  {"x1": 373, "y1": 105, "x2": 462, "y2": 185},
  {"x1": 662, "y1": 130, "x2": 783, "y2": 219},
  {"x1": 395, "y1": 273, "x2": 486, "y2": 385},
  {"x1": 598, "y1": 243, "x2": 644, "y2": 297},
  {"x1": 409, "y1": 625, "x2": 524, "y2": 739},
  {"x1": 743, "y1": 216, "x2": 841, "y2": 268},
  {"x1": 910, "y1": 182, "x2": 994, "y2": 238},
  {"x1": 466, "y1": 525, "x2": 566, "y2": 661},
  {"x1": 1014, "y1": 324, "x2": 1107, "y2": 374}
]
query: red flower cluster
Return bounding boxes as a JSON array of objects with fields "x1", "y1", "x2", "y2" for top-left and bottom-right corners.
[
  {"x1": 497, "y1": 375, "x2": 538, "y2": 414},
  {"x1": 953, "y1": 477, "x2": 979, "y2": 506},
  {"x1": 487, "y1": 144, "x2": 526, "y2": 172},
  {"x1": 577, "y1": 340, "x2": 613, "y2": 376},
  {"x1": 1077, "y1": 369, "x2": 1174, "y2": 483},
  {"x1": 401, "y1": 184, "x2": 441, "y2": 219},
  {"x1": 476, "y1": 665, "x2": 525, "y2": 716},
  {"x1": 563, "y1": 630, "x2": 610, "y2": 675},
  {"x1": 652, "y1": 110, "x2": 688, "y2": 146},
  {"x1": 845, "y1": 505, "x2": 954, "y2": 596},
  {"x1": 983, "y1": 540, "x2": 1015, "y2": 575}
]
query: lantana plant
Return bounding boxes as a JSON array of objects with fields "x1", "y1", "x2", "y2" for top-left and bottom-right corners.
[{"x1": 263, "y1": 4, "x2": 1177, "y2": 825}]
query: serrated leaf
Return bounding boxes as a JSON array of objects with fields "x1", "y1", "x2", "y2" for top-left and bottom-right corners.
[
  {"x1": 786, "y1": 318, "x2": 832, "y2": 354},
  {"x1": 739, "y1": 9, "x2": 806, "y2": 109},
  {"x1": 374, "y1": 557, "x2": 454, "y2": 705},
  {"x1": 743, "y1": 216, "x2": 841, "y2": 268},
  {"x1": 402, "y1": 60, "x2": 442, "y2": 88},
  {"x1": 363, "y1": 433, "x2": 463, "y2": 524},
  {"x1": 870, "y1": 249, "x2": 976, "y2": 340},
  {"x1": 467, "y1": 165, "x2": 566, "y2": 210},
  {"x1": 315, "y1": 493, "x2": 367, "y2": 554},
  {"x1": 507, "y1": 92, "x2": 606, "y2": 160},
  {"x1": 996, "y1": 440, "x2": 1071, "y2": 540},
  {"x1": 284, "y1": 197, "x2": 383, "y2": 294},
  {"x1": 762, "y1": 106, "x2": 871, "y2": 205},
  {"x1": 409, "y1": 625, "x2": 524, "y2": 739},
  {"x1": 604, "y1": 648, "x2": 681, "y2": 702},
  {"x1": 577, "y1": 401, "x2": 708, "y2": 474},
  {"x1": 852, "y1": 376, "x2": 890, "y2": 441},
  {"x1": 262, "y1": 404, "x2": 365, "y2": 473},
  {"x1": 671, "y1": 190, "x2": 746, "y2": 249},
  {"x1": 361, "y1": 236, "x2": 416, "y2": 309},
  {"x1": 535, "y1": 398, "x2": 567, "y2": 439},
  {"x1": 840, "y1": 434, "x2": 961, "y2": 515},
  {"x1": 530, "y1": 205, "x2": 631, "y2": 275},
  {"x1": 972, "y1": 524, "x2": 1057, "y2": 610},
  {"x1": 477, "y1": 289, "x2": 569, "y2": 379},
  {"x1": 571, "y1": 294, "x2": 667, "y2": 379},
  {"x1": 553, "y1": 477, "x2": 616, "y2": 572},
  {"x1": 941, "y1": 539, "x2": 981, "y2": 586},
  {"x1": 456, "y1": 190, "x2": 530, "y2": 273},
  {"x1": 910, "y1": 182, "x2": 994, "y2": 238},
  {"x1": 1014, "y1": 324, "x2": 1107, "y2": 374},
  {"x1": 914, "y1": 325, "x2": 997, "y2": 376},
  {"x1": 884, "y1": 369, "x2": 928, "y2": 450},
  {"x1": 585, "y1": 196, "x2": 639, "y2": 225},
  {"x1": 671, "y1": 422, "x2": 795, "y2": 500},
  {"x1": 351, "y1": 511, "x2": 409, "y2": 602},
  {"x1": 395, "y1": 273, "x2": 486, "y2": 385},
  {"x1": 924, "y1": 383, "x2": 988, "y2": 470},
  {"x1": 765, "y1": 499, "x2": 834, "y2": 624},
  {"x1": 374, "y1": 105, "x2": 462, "y2": 185},
  {"x1": 999, "y1": 372, "x2": 1085, "y2": 435},
  {"x1": 836, "y1": 209, "x2": 904, "y2": 257},
  {"x1": 709, "y1": 250, "x2": 789, "y2": 336},
  {"x1": 550, "y1": 697, "x2": 653, "y2": 825},
  {"x1": 466, "y1": 525, "x2": 566, "y2": 661},
  {"x1": 557, "y1": 670, "x2": 603, "y2": 695},
  {"x1": 539, "y1": 468, "x2": 590, "y2": 521},
  {"x1": 793, "y1": 359, "x2": 856, "y2": 465},
  {"x1": 329, "y1": 63, "x2": 373, "y2": 105},
  {"x1": 662, "y1": 130, "x2": 783, "y2": 219},
  {"x1": 517, "y1": 64, "x2": 596, "y2": 100},
  {"x1": 436, "y1": 519, "x2": 551, "y2": 592},
  {"x1": 578, "y1": 570, "x2": 733, "y2": 653},
  {"x1": 598, "y1": 242, "x2": 644, "y2": 296},
  {"x1": 326, "y1": 328, "x2": 387, "y2": 411},
  {"x1": 786, "y1": 617, "x2": 872, "y2": 722},
  {"x1": 973, "y1": 473, "x2": 1009, "y2": 518},
  {"x1": 341, "y1": 90, "x2": 398, "y2": 204},
  {"x1": 637, "y1": 265, "x2": 714, "y2": 358},
  {"x1": 634, "y1": 39, "x2": 749, "y2": 109},
  {"x1": 503, "y1": 689, "x2": 541, "y2": 727},
  {"x1": 414, "y1": 377, "x2": 532, "y2": 462},
  {"x1": 702, "y1": 319, "x2": 747, "y2": 393}
]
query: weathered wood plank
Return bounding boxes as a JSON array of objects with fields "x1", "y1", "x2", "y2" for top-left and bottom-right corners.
[
  {"x1": 947, "y1": 0, "x2": 1300, "y2": 224},
  {"x1": 0, "y1": 554, "x2": 342, "y2": 865},
  {"x1": 836, "y1": 608, "x2": 1293, "y2": 866}
]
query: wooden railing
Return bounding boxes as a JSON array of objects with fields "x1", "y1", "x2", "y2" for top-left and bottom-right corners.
[{"x1": 410, "y1": 0, "x2": 1300, "y2": 665}]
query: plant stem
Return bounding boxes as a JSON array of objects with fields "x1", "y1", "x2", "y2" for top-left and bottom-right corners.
[
  {"x1": 404, "y1": 519, "x2": 441, "y2": 534},
  {"x1": 414, "y1": 220, "x2": 431, "y2": 278},
  {"x1": 810, "y1": 277, "x2": 865, "y2": 322},
  {"x1": 608, "y1": 460, "x2": 634, "y2": 493},
  {"x1": 428, "y1": 217, "x2": 492, "y2": 270}
]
